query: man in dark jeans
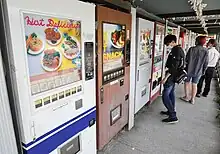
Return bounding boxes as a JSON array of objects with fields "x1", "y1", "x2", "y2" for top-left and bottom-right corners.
[
  {"x1": 160, "y1": 35, "x2": 185, "y2": 123},
  {"x1": 197, "y1": 39, "x2": 220, "y2": 97}
]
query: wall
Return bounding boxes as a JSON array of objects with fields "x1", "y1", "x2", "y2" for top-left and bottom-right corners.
[{"x1": 0, "y1": 51, "x2": 18, "y2": 154}]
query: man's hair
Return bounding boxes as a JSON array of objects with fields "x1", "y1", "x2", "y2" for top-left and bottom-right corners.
[
  {"x1": 195, "y1": 36, "x2": 206, "y2": 46},
  {"x1": 164, "y1": 34, "x2": 177, "y2": 45},
  {"x1": 208, "y1": 39, "x2": 217, "y2": 47}
]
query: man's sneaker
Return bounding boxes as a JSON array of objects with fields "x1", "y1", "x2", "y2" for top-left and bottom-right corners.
[
  {"x1": 162, "y1": 117, "x2": 178, "y2": 124},
  {"x1": 196, "y1": 94, "x2": 201, "y2": 98},
  {"x1": 202, "y1": 93, "x2": 207, "y2": 97},
  {"x1": 160, "y1": 111, "x2": 169, "y2": 116}
]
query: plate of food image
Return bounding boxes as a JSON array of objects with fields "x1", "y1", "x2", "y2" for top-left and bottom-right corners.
[
  {"x1": 26, "y1": 33, "x2": 45, "y2": 55},
  {"x1": 41, "y1": 48, "x2": 62, "y2": 72},
  {"x1": 110, "y1": 29, "x2": 125, "y2": 49},
  {"x1": 61, "y1": 34, "x2": 80, "y2": 60},
  {"x1": 44, "y1": 28, "x2": 62, "y2": 46}
]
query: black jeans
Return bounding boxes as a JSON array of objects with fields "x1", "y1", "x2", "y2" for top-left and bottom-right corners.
[{"x1": 197, "y1": 67, "x2": 215, "y2": 95}]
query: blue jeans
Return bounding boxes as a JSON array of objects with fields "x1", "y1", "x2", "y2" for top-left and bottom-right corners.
[{"x1": 162, "y1": 77, "x2": 176, "y2": 119}]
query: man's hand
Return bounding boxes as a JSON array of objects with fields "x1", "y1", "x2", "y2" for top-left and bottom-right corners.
[
  {"x1": 161, "y1": 78, "x2": 167, "y2": 84},
  {"x1": 161, "y1": 73, "x2": 171, "y2": 84}
]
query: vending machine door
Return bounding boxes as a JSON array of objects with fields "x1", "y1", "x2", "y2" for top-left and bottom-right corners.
[
  {"x1": 96, "y1": 5, "x2": 131, "y2": 150},
  {"x1": 135, "y1": 18, "x2": 154, "y2": 114},
  {"x1": 4, "y1": 0, "x2": 96, "y2": 154}
]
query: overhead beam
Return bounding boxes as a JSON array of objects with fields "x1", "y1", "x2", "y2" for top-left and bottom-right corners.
[
  {"x1": 187, "y1": 26, "x2": 220, "y2": 29},
  {"x1": 158, "y1": 9, "x2": 220, "y2": 18},
  {"x1": 184, "y1": 24, "x2": 219, "y2": 28},
  {"x1": 167, "y1": 15, "x2": 220, "y2": 22},
  {"x1": 173, "y1": 19, "x2": 218, "y2": 25},
  {"x1": 136, "y1": 7, "x2": 165, "y2": 24},
  {"x1": 189, "y1": 27, "x2": 220, "y2": 33},
  {"x1": 80, "y1": 0, "x2": 131, "y2": 12}
]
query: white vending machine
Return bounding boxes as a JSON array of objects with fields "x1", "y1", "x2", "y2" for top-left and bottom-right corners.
[
  {"x1": 3, "y1": 0, "x2": 96, "y2": 154},
  {"x1": 135, "y1": 18, "x2": 154, "y2": 114}
]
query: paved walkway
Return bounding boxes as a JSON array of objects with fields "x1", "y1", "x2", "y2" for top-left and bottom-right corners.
[{"x1": 98, "y1": 81, "x2": 220, "y2": 154}]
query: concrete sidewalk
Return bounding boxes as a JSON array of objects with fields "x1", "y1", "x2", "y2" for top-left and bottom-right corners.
[{"x1": 98, "y1": 81, "x2": 220, "y2": 154}]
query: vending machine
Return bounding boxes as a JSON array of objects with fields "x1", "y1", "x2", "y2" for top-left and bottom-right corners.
[
  {"x1": 179, "y1": 31, "x2": 185, "y2": 49},
  {"x1": 184, "y1": 30, "x2": 190, "y2": 52},
  {"x1": 96, "y1": 5, "x2": 131, "y2": 150},
  {"x1": 150, "y1": 23, "x2": 165, "y2": 101},
  {"x1": 135, "y1": 18, "x2": 154, "y2": 113},
  {"x1": 188, "y1": 31, "x2": 192, "y2": 48},
  {"x1": 4, "y1": 0, "x2": 96, "y2": 154}
]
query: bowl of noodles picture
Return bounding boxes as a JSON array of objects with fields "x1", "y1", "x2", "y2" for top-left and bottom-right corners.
[
  {"x1": 41, "y1": 48, "x2": 62, "y2": 72},
  {"x1": 110, "y1": 29, "x2": 125, "y2": 49},
  {"x1": 26, "y1": 33, "x2": 45, "y2": 55}
]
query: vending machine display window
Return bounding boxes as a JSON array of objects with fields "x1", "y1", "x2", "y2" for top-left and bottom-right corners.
[
  {"x1": 21, "y1": 12, "x2": 83, "y2": 110},
  {"x1": 102, "y1": 22, "x2": 126, "y2": 84},
  {"x1": 23, "y1": 12, "x2": 82, "y2": 94},
  {"x1": 139, "y1": 29, "x2": 152, "y2": 66},
  {"x1": 151, "y1": 23, "x2": 165, "y2": 97}
]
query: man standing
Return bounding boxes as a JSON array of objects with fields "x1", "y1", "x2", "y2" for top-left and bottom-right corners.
[
  {"x1": 161, "y1": 35, "x2": 185, "y2": 123},
  {"x1": 197, "y1": 39, "x2": 220, "y2": 97},
  {"x1": 181, "y1": 36, "x2": 209, "y2": 104}
]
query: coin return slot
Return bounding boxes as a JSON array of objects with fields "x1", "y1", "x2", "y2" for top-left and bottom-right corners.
[{"x1": 75, "y1": 99, "x2": 83, "y2": 110}]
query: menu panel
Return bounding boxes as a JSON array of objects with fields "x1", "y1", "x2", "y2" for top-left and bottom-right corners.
[{"x1": 22, "y1": 12, "x2": 82, "y2": 95}]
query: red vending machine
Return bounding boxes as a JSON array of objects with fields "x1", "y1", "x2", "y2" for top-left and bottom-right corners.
[
  {"x1": 96, "y1": 6, "x2": 131, "y2": 150},
  {"x1": 150, "y1": 22, "x2": 165, "y2": 102}
]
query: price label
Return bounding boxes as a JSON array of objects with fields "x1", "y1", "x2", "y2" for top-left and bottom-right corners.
[
  {"x1": 71, "y1": 87, "x2": 77, "y2": 94},
  {"x1": 43, "y1": 96, "x2": 51, "y2": 105},
  {"x1": 59, "y1": 92, "x2": 65, "y2": 99},
  {"x1": 35, "y1": 99, "x2": 42, "y2": 109},
  {"x1": 52, "y1": 94, "x2": 58, "y2": 102},
  {"x1": 65, "y1": 89, "x2": 71, "y2": 97}
]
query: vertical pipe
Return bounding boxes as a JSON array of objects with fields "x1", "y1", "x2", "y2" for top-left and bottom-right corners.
[{"x1": 128, "y1": 6, "x2": 136, "y2": 130}]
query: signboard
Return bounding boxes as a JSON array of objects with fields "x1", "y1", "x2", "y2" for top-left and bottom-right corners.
[
  {"x1": 139, "y1": 29, "x2": 151, "y2": 65},
  {"x1": 22, "y1": 12, "x2": 82, "y2": 95},
  {"x1": 102, "y1": 23, "x2": 126, "y2": 83}
]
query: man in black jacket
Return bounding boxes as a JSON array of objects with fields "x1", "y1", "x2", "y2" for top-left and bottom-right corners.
[{"x1": 160, "y1": 35, "x2": 185, "y2": 123}]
